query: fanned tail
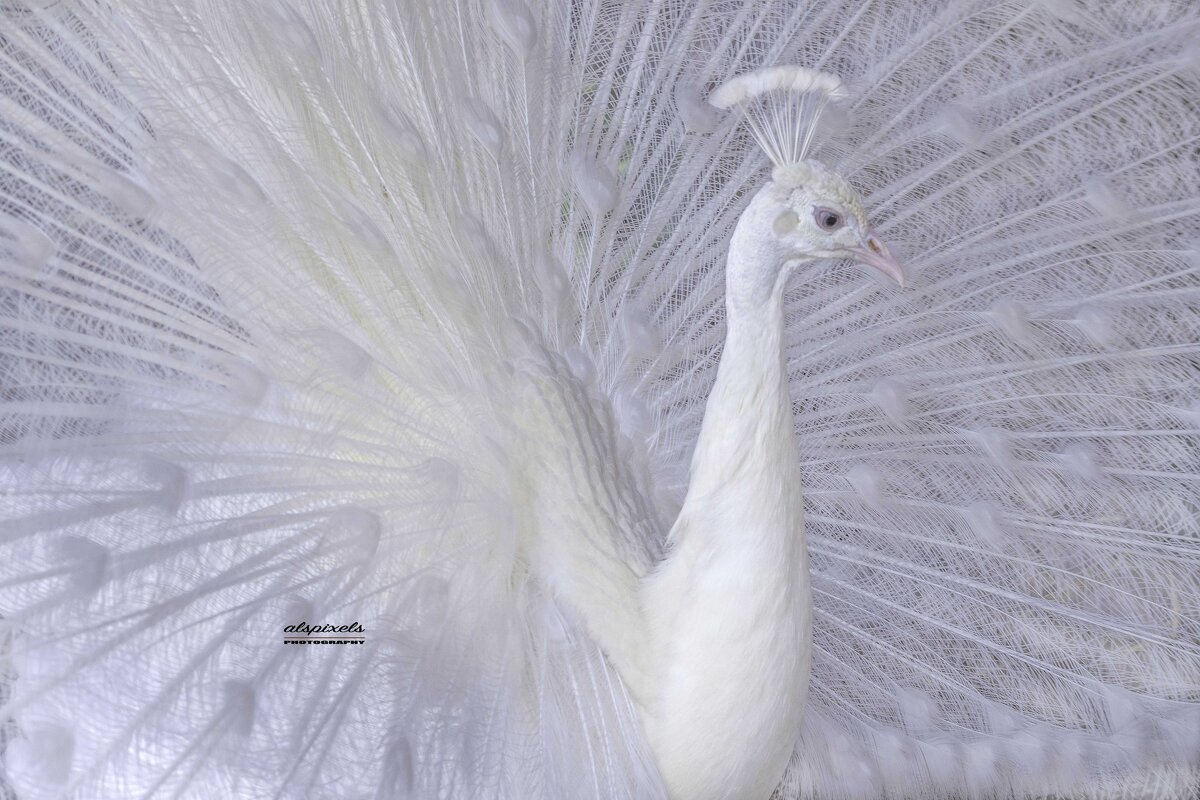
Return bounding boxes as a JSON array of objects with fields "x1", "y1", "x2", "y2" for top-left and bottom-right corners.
[{"x1": 1, "y1": 3, "x2": 668, "y2": 797}]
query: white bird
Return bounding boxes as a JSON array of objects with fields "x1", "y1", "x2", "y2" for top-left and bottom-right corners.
[{"x1": 0, "y1": 2, "x2": 1198, "y2": 800}]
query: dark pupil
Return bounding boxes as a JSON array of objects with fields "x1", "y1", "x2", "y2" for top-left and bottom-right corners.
[{"x1": 822, "y1": 212, "x2": 839, "y2": 228}]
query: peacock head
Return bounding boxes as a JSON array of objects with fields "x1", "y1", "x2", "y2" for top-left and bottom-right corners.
[
  {"x1": 766, "y1": 159, "x2": 903, "y2": 286},
  {"x1": 727, "y1": 159, "x2": 903, "y2": 309},
  {"x1": 712, "y1": 66, "x2": 904, "y2": 300}
]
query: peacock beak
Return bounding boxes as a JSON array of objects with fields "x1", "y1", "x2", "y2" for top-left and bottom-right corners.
[{"x1": 852, "y1": 234, "x2": 904, "y2": 287}]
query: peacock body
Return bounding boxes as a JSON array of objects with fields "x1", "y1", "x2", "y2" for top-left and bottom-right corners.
[{"x1": 1, "y1": 1, "x2": 1198, "y2": 798}]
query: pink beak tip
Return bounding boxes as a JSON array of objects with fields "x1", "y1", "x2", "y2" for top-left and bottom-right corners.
[{"x1": 856, "y1": 235, "x2": 905, "y2": 288}]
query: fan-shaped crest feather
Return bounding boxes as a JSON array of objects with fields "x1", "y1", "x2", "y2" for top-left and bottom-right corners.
[{"x1": 710, "y1": 65, "x2": 845, "y2": 166}]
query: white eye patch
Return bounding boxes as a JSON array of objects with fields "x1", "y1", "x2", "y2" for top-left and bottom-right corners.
[{"x1": 773, "y1": 210, "x2": 799, "y2": 235}]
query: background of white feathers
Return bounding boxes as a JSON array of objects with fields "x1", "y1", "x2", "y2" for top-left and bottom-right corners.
[{"x1": 0, "y1": 1, "x2": 1198, "y2": 798}]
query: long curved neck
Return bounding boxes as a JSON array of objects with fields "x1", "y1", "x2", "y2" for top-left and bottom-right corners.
[
  {"x1": 686, "y1": 186, "x2": 803, "y2": 513},
  {"x1": 640, "y1": 221, "x2": 813, "y2": 800},
  {"x1": 681, "y1": 201, "x2": 806, "y2": 552},
  {"x1": 687, "y1": 273, "x2": 794, "y2": 505}
]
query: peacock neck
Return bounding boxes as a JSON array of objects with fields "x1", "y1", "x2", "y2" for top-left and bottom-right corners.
[
  {"x1": 684, "y1": 187, "x2": 805, "y2": 518},
  {"x1": 685, "y1": 281, "x2": 796, "y2": 508},
  {"x1": 639, "y1": 235, "x2": 813, "y2": 799}
]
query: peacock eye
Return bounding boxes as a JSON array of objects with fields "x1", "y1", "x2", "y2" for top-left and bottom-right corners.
[{"x1": 814, "y1": 208, "x2": 843, "y2": 231}]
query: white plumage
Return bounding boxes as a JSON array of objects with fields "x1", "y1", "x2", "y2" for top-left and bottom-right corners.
[{"x1": 1, "y1": 2, "x2": 1199, "y2": 799}]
